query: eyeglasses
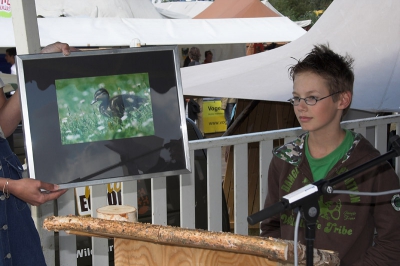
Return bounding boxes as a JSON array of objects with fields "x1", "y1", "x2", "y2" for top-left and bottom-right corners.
[{"x1": 288, "y1": 91, "x2": 342, "y2": 106}]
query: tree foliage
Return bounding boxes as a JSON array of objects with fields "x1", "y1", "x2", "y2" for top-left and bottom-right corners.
[{"x1": 268, "y1": 0, "x2": 333, "y2": 26}]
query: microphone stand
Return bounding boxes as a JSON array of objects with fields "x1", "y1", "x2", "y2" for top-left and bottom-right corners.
[{"x1": 247, "y1": 135, "x2": 400, "y2": 266}]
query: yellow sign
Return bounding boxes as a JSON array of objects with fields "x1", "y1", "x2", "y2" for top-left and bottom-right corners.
[
  {"x1": 0, "y1": 1, "x2": 11, "y2": 18},
  {"x1": 202, "y1": 100, "x2": 227, "y2": 133}
]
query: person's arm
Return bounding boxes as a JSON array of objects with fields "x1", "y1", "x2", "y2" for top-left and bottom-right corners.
[
  {"x1": 0, "y1": 87, "x2": 7, "y2": 109},
  {"x1": 0, "y1": 42, "x2": 76, "y2": 204},
  {"x1": 40, "y1": 41, "x2": 79, "y2": 55},
  {"x1": 0, "y1": 42, "x2": 79, "y2": 137},
  {"x1": 0, "y1": 71, "x2": 19, "y2": 137},
  {"x1": 0, "y1": 177, "x2": 66, "y2": 206},
  {"x1": 0, "y1": 88, "x2": 22, "y2": 137}
]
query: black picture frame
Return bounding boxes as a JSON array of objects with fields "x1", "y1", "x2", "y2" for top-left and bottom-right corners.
[{"x1": 16, "y1": 46, "x2": 190, "y2": 189}]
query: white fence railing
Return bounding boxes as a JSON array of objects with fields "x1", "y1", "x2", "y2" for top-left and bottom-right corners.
[{"x1": 35, "y1": 114, "x2": 400, "y2": 266}]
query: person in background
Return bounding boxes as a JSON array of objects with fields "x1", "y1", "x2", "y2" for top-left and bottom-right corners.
[
  {"x1": 221, "y1": 98, "x2": 237, "y2": 127},
  {"x1": 203, "y1": 50, "x2": 213, "y2": 64},
  {"x1": 5, "y1": 47, "x2": 17, "y2": 75},
  {"x1": 188, "y1": 46, "x2": 201, "y2": 66},
  {"x1": 260, "y1": 44, "x2": 400, "y2": 265},
  {"x1": 0, "y1": 42, "x2": 75, "y2": 265},
  {"x1": 187, "y1": 47, "x2": 204, "y2": 134},
  {"x1": 266, "y1": 42, "x2": 278, "y2": 50},
  {"x1": 183, "y1": 55, "x2": 191, "y2": 67}
]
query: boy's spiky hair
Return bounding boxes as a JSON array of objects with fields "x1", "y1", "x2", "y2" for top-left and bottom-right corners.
[{"x1": 288, "y1": 44, "x2": 355, "y2": 116}]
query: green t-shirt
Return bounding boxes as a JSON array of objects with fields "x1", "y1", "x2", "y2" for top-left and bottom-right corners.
[{"x1": 306, "y1": 129, "x2": 354, "y2": 181}]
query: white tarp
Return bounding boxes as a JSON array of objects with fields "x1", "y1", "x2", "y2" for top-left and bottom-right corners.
[
  {"x1": 35, "y1": 0, "x2": 163, "y2": 18},
  {"x1": 153, "y1": 0, "x2": 283, "y2": 19},
  {"x1": 181, "y1": 0, "x2": 400, "y2": 113},
  {"x1": 153, "y1": 1, "x2": 212, "y2": 19},
  {"x1": 1, "y1": 16, "x2": 305, "y2": 47}
]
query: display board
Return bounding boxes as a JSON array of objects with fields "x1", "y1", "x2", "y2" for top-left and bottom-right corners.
[{"x1": 17, "y1": 46, "x2": 190, "y2": 188}]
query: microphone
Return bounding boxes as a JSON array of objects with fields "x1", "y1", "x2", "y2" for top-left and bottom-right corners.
[
  {"x1": 247, "y1": 200, "x2": 288, "y2": 225},
  {"x1": 248, "y1": 135, "x2": 400, "y2": 226},
  {"x1": 247, "y1": 183, "x2": 320, "y2": 225}
]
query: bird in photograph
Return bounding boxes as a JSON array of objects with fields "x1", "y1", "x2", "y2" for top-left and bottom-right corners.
[{"x1": 91, "y1": 87, "x2": 146, "y2": 118}]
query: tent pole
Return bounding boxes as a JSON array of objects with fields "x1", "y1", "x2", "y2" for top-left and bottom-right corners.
[{"x1": 10, "y1": 0, "x2": 41, "y2": 54}]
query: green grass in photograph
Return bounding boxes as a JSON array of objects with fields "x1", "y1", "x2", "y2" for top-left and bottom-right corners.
[{"x1": 55, "y1": 73, "x2": 155, "y2": 145}]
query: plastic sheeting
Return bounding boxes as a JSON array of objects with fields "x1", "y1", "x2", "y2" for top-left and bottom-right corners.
[
  {"x1": 35, "y1": 0, "x2": 163, "y2": 18},
  {"x1": 153, "y1": 0, "x2": 284, "y2": 19},
  {"x1": 181, "y1": 0, "x2": 400, "y2": 113},
  {"x1": 0, "y1": 16, "x2": 305, "y2": 47},
  {"x1": 153, "y1": 1, "x2": 212, "y2": 19}
]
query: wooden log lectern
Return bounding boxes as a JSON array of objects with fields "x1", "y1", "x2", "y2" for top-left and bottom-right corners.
[{"x1": 43, "y1": 206, "x2": 339, "y2": 266}]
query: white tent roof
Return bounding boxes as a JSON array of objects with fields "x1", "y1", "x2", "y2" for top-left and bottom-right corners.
[
  {"x1": 35, "y1": 0, "x2": 163, "y2": 18},
  {"x1": 1, "y1": 17, "x2": 305, "y2": 47},
  {"x1": 153, "y1": 0, "x2": 284, "y2": 19},
  {"x1": 181, "y1": 0, "x2": 400, "y2": 113},
  {"x1": 153, "y1": 1, "x2": 212, "y2": 19}
]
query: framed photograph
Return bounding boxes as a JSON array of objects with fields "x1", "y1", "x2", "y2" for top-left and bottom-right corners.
[{"x1": 16, "y1": 46, "x2": 190, "y2": 188}]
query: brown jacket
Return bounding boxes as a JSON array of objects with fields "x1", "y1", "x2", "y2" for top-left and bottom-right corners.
[{"x1": 261, "y1": 131, "x2": 400, "y2": 265}]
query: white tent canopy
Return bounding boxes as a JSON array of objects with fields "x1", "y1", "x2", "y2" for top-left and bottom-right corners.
[
  {"x1": 181, "y1": 0, "x2": 400, "y2": 113},
  {"x1": 153, "y1": 0, "x2": 284, "y2": 19},
  {"x1": 153, "y1": 1, "x2": 212, "y2": 19},
  {"x1": 35, "y1": 0, "x2": 163, "y2": 18},
  {"x1": 1, "y1": 16, "x2": 305, "y2": 47}
]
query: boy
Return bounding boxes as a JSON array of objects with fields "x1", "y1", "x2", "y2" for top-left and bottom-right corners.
[{"x1": 260, "y1": 44, "x2": 400, "y2": 265}]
